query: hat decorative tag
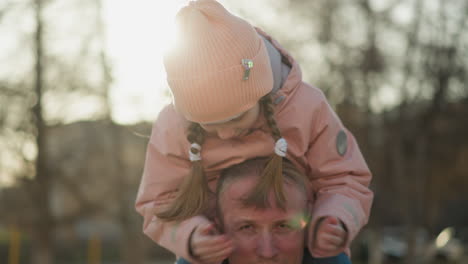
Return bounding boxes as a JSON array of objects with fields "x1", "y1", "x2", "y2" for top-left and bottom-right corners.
[{"x1": 241, "y1": 59, "x2": 254, "y2": 80}]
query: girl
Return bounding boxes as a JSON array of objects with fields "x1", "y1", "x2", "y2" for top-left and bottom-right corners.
[{"x1": 135, "y1": 1, "x2": 373, "y2": 263}]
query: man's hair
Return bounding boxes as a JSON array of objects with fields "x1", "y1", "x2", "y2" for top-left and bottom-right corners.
[{"x1": 216, "y1": 157, "x2": 308, "y2": 211}]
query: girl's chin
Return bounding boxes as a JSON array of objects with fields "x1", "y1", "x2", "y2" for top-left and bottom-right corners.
[{"x1": 236, "y1": 129, "x2": 255, "y2": 138}]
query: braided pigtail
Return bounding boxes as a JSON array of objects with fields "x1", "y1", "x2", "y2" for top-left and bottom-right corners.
[
  {"x1": 155, "y1": 122, "x2": 210, "y2": 221},
  {"x1": 245, "y1": 94, "x2": 288, "y2": 209}
]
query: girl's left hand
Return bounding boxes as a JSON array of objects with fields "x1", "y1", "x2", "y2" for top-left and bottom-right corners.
[
  {"x1": 313, "y1": 216, "x2": 347, "y2": 254},
  {"x1": 189, "y1": 222, "x2": 234, "y2": 264}
]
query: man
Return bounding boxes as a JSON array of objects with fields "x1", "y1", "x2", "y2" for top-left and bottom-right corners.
[{"x1": 210, "y1": 158, "x2": 350, "y2": 264}]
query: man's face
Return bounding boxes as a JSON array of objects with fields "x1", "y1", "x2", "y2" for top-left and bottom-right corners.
[{"x1": 218, "y1": 176, "x2": 307, "y2": 264}]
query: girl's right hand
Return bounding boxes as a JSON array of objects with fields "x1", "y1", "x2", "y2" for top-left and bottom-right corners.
[{"x1": 190, "y1": 222, "x2": 234, "y2": 264}]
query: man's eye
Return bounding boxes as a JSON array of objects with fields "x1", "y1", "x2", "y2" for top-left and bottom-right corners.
[
  {"x1": 277, "y1": 223, "x2": 292, "y2": 231},
  {"x1": 239, "y1": 225, "x2": 252, "y2": 231},
  {"x1": 238, "y1": 225, "x2": 256, "y2": 234}
]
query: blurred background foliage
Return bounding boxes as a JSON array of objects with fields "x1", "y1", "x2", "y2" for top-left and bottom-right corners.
[{"x1": 0, "y1": 0, "x2": 467, "y2": 263}]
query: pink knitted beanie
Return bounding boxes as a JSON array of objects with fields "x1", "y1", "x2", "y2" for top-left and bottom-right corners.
[{"x1": 163, "y1": 0, "x2": 273, "y2": 123}]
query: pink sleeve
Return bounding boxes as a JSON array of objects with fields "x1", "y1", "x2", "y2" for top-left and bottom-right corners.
[
  {"x1": 305, "y1": 92, "x2": 374, "y2": 257},
  {"x1": 135, "y1": 107, "x2": 211, "y2": 262}
]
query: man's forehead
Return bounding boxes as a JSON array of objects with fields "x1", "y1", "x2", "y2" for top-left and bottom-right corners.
[
  {"x1": 230, "y1": 210, "x2": 296, "y2": 223},
  {"x1": 222, "y1": 175, "x2": 301, "y2": 199},
  {"x1": 220, "y1": 177, "x2": 307, "y2": 210},
  {"x1": 221, "y1": 175, "x2": 258, "y2": 200},
  {"x1": 227, "y1": 205, "x2": 309, "y2": 231}
]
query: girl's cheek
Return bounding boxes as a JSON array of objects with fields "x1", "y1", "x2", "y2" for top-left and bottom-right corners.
[
  {"x1": 241, "y1": 117, "x2": 257, "y2": 130},
  {"x1": 200, "y1": 125, "x2": 215, "y2": 134}
]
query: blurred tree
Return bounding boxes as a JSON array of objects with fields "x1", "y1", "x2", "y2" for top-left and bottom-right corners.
[
  {"x1": 45, "y1": 121, "x2": 155, "y2": 264},
  {"x1": 30, "y1": 0, "x2": 51, "y2": 262},
  {"x1": 0, "y1": 0, "x2": 120, "y2": 263},
  {"x1": 0, "y1": 0, "x2": 159, "y2": 262}
]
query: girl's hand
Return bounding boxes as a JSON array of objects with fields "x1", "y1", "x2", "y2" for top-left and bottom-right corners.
[
  {"x1": 313, "y1": 216, "x2": 347, "y2": 254},
  {"x1": 190, "y1": 222, "x2": 234, "y2": 264}
]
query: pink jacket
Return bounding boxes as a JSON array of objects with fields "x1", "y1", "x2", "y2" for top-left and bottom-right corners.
[{"x1": 135, "y1": 31, "x2": 373, "y2": 262}]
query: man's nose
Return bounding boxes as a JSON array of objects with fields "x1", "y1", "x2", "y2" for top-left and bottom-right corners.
[
  {"x1": 216, "y1": 127, "x2": 236, "y2": 139},
  {"x1": 256, "y1": 232, "x2": 278, "y2": 259}
]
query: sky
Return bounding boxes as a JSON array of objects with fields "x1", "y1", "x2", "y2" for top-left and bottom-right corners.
[
  {"x1": 102, "y1": 0, "x2": 270, "y2": 124},
  {"x1": 102, "y1": 0, "x2": 186, "y2": 124}
]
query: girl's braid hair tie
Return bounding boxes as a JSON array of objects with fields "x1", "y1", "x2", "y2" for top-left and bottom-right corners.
[
  {"x1": 189, "y1": 143, "x2": 202, "y2": 162},
  {"x1": 274, "y1": 138, "x2": 288, "y2": 157}
]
